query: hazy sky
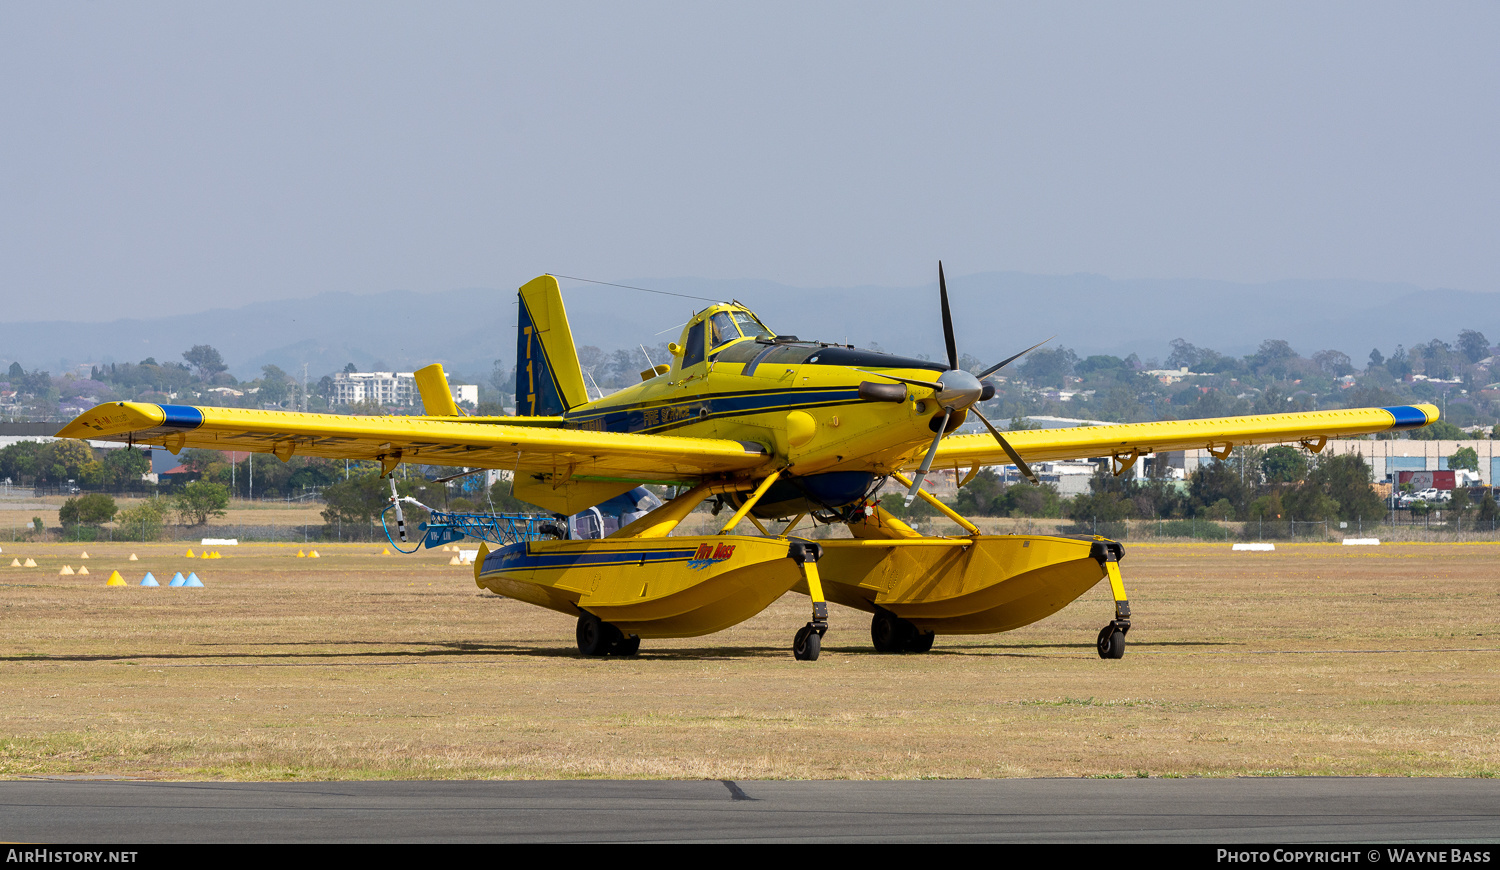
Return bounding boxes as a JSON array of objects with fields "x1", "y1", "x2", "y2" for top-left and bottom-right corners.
[{"x1": 2, "y1": 2, "x2": 1497, "y2": 323}]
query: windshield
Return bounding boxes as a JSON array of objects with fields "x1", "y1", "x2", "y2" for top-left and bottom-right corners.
[
  {"x1": 731, "y1": 311, "x2": 773, "y2": 340},
  {"x1": 708, "y1": 312, "x2": 739, "y2": 349}
]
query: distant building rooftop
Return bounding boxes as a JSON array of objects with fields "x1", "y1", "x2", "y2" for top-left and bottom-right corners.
[
  {"x1": 1143, "y1": 367, "x2": 1204, "y2": 384},
  {"x1": 0, "y1": 422, "x2": 59, "y2": 437}
]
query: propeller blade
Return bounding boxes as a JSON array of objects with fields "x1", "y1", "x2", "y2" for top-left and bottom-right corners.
[
  {"x1": 972, "y1": 407, "x2": 1039, "y2": 486},
  {"x1": 939, "y1": 261, "x2": 958, "y2": 372},
  {"x1": 976, "y1": 336, "x2": 1055, "y2": 381},
  {"x1": 854, "y1": 369, "x2": 943, "y2": 391},
  {"x1": 905, "y1": 410, "x2": 951, "y2": 504}
]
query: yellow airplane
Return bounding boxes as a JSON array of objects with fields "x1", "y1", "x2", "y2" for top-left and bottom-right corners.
[{"x1": 58, "y1": 268, "x2": 1438, "y2": 661}]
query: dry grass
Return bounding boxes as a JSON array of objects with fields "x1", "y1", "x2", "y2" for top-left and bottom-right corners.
[
  {"x1": 0, "y1": 496, "x2": 331, "y2": 540},
  {"x1": 0, "y1": 540, "x2": 1496, "y2": 781}
]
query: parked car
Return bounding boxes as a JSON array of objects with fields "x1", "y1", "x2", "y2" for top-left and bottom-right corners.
[{"x1": 1395, "y1": 489, "x2": 1446, "y2": 509}]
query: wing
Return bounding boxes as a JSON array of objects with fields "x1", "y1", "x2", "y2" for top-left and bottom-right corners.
[
  {"x1": 59, "y1": 402, "x2": 770, "y2": 513},
  {"x1": 923, "y1": 404, "x2": 1439, "y2": 470}
]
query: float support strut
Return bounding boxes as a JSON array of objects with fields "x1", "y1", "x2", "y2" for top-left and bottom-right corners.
[
  {"x1": 718, "y1": 470, "x2": 782, "y2": 535},
  {"x1": 892, "y1": 472, "x2": 980, "y2": 535}
]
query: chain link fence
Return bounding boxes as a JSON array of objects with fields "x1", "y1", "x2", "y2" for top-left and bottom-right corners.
[
  {"x1": 1058, "y1": 515, "x2": 1500, "y2": 542},
  {"x1": 12, "y1": 501, "x2": 1500, "y2": 545},
  {"x1": 24, "y1": 519, "x2": 394, "y2": 545}
]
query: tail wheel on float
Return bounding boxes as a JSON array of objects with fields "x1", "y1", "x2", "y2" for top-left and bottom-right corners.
[
  {"x1": 1096, "y1": 624, "x2": 1126, "y2": 659},
  {"x1": 871, "y1": 610, "x2": 936, "y2": 653},
  {"x1": 793, "y1": 623, "x2": 822, "y2": 661},
  {"x1": 788, "y1": 540, "x2": 828, "y2": 661}
]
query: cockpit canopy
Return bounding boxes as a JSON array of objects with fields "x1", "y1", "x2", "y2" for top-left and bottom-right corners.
[
  {"x1": 678, "y1": 304, "x2": 775, "y2": 368},
  {"x1": 672, "y1": 301, "x2": 947, "y2": 375}
]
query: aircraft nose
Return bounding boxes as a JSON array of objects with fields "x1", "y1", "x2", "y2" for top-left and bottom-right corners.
[{"x1": 935, "y1": 370, "x2": 982, "y2": 413}]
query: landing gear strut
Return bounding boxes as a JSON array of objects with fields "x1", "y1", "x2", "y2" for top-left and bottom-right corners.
[
  {"x1": 871, "y1": 609, "x2": 936, "y2": 653},
  {"x1": 789, "y1": 541, "x2": 828, "y2": 661},
  {"x1": 576, "y1": 612, "x2": 641, "y2": 657},
  {"x1": 1092, "y1": 540, "x2": 1130, "y2": 660}
]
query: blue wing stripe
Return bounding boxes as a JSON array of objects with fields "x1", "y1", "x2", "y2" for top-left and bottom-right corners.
[
  {"x1": 125, "y1": 404, "x2": 204, "y2": 442},
  {"x1": 156, "y1": 405, "x2": 205, "y2": 429},
  {"x1": 1383, "y1": 406, "x2": 1431, "y2": 431}
]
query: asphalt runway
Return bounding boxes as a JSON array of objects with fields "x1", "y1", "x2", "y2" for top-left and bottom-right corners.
[{"x1": 3, "y1": 778, "x2": 1497, "y2": 843}]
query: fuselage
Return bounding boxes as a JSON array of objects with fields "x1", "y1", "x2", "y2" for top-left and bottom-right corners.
[{"x1": 552, "y1": 303, "x2": 961, "y2": 516}]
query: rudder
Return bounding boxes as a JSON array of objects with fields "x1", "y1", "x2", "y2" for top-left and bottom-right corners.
[{"x1": 515, "y1": 275, "x2": 589, "y2": 416}]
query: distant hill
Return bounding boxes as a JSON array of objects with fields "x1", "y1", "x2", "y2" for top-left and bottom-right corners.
[{"x1": 2, "y1": 272, "x2": 1496, "y2": 381}]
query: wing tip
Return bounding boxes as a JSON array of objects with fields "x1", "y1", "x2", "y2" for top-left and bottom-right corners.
[
  {"x1": 54, "y1": 418, "x2": 93, "y2": 439},
  {"x1": 1384, "y1": 404, "x2": 1440, "y2": 431},
  {"x1": 55, "y1": 401, "x2": 168, "y2": 440}
]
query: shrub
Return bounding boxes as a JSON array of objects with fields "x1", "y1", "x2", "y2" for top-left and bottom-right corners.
[
  {"x1": 117, "y1": 499, "x2": 168, "y2": 541},
  {"x1": 173, "y1": 481, "x2": 229, "y2": 526},
  {"x1": 59, "y1": 493, "x2": 117, "y2": 527}
]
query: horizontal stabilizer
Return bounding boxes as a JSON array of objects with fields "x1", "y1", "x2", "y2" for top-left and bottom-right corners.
[{"x1": 414, "y1": 363, "x2": 460, "y2": 417}]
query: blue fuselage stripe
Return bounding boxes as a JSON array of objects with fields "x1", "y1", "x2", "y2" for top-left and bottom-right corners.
[
  {"x1": 482, "y1": 542, "x2": 698, "y2": 573},
  {"x1": 564, "y1": 388, "x2": 862, "y2": 435}
]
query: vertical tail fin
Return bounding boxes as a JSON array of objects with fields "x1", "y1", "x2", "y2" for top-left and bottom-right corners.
[{"x1": 515, "y1": 275, "x2": 589, "y2": 416}]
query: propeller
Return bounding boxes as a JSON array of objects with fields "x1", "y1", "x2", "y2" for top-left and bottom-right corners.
[{"x1": 870, "y1": 262, "x2": 1051, "y2": 503}]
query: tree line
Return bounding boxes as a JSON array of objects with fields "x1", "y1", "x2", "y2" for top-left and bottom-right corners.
[
  {"x1": 0, "y1": 440, "x2": 149, "y2": 488},
  {"x1": 921, "y1": 446, "x2": 1495, "y2": 529}
]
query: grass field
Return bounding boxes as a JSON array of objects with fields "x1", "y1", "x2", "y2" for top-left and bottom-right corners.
[
  {"x1": 1, "y1": 539, "x2": 1497, "y2": 781},
  {"x1": 0, "y1": 496, "x2": 332, "y2": 544}
]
